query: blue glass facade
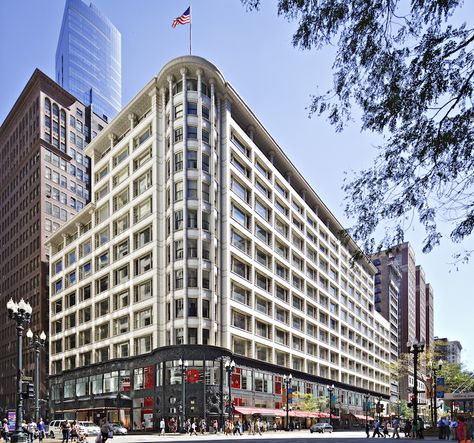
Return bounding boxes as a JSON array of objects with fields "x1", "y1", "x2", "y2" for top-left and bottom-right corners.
[{"x1": 56, "y1": 0, "x2": 121, "y2": 122}]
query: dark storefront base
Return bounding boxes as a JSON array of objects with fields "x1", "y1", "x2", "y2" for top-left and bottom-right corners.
[{"x1": 49, "y1": 344, "x2": 388, "y2": 431}]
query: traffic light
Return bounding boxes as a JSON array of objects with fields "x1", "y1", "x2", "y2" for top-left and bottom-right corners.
[
  {"x1": 28, "y1": 383, "x2": 35, "y2": 399},
  {"x1": 23, "y1": 383, "x2": 35, "y2": 399}
]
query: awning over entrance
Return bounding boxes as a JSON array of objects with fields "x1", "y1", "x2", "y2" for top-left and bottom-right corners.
[
  {"x1": 234, "y1": 407, "x2": 338, "y2": 419},
  {"x1": 353, "y1": 414, "x2": 375, "y2": 421},
  {"x1": 234, "y1": 407, "x2": 286, "y2": 417}
]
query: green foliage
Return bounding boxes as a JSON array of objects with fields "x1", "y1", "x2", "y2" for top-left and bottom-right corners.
[
  {"x1": 399, "y1": 400, "x2": 413, "y2": 420},
  {"x1": 438, "y1": 362, "x2": 474, "y2": 393},
  {"x1": 292, "y1": 392, "x2": 328, "y2": 412},
  {"x1": 242, "y1": 0, "x2": 474, "y2": 260}
]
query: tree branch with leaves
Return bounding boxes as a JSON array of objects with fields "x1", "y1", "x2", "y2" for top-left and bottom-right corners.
[{"x1": 242, "y1": 0, "x2": 474, "y2": 261}]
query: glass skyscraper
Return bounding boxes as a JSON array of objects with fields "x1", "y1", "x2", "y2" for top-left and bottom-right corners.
[{"x1": 56, "y1": 0, "x2": 121, "y2": 122}]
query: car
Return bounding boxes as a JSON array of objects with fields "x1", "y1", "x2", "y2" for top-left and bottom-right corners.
[
  {"x1": 110, "y1": 423, "x2": 128, "y2": 435},
  {"x1": 77, "y1": 421, "x2": 101, "y2": 436},
  {"x1": 48, "y1": 420, "x2": 63, "y2": 439},
  {"x1": 310, "y1": 423, "x2": 334, "y2": 433}
]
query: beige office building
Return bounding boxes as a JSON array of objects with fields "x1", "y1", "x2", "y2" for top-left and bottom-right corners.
[{"x1": 47, "y1": 56, "x2": 391, "y2": 428}]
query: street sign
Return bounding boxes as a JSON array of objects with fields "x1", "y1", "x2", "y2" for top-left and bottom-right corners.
[
  {"x1": 444, "y1": 392, "x2": 474, "y2": 401},
  {"x1": 436, "y1": 377, "x2": 445, "y2": 399},
  {"x1": 22, "y1": 376, "x2": 33, "y2": 382}
]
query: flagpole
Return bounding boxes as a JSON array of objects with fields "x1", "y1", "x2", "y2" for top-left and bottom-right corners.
[{"x1": 189, "y1": 5, "x2": 192, "y2": 55}]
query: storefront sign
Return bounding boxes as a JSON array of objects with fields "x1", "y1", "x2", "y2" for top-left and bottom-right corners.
[
  {"x1": 186, "y1": 368, "x2": 199, "y2": 383},
  {"x1": 8, "y1": 411, "x2": 15, "y2": 431}
]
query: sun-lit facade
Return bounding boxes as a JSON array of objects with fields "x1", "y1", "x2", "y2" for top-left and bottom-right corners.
[{"x1": 47, "y1": 56, "x2": 390, "y2": 429}]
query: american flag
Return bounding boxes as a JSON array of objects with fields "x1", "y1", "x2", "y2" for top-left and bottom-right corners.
[{"x1": 172, "y1": 7, "x2": 191, "y2": 28}]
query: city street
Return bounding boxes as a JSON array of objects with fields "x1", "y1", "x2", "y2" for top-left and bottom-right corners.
[{"x1": 40, "y1": 431, "x2": 441, "y2": 443}]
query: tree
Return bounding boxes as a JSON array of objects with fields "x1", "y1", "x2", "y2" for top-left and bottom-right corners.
[{"x1": 243, "y1": 0, "x2": 474, "y2": 260}]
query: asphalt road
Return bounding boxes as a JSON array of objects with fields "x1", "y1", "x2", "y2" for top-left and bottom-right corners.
[{"x1": 41, "y1": 430, "x2": 442, "y2": 443}]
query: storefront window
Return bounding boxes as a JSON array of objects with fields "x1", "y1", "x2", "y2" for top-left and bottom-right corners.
[
  {"x1": 64, "y1": 379, "x2": 75, "y2": 399},
  {"x1": 91, "y1": 374, "x2": 103, "y2": 394},
  {"x1": 134, "y1": 366, "x2": 154, "y2": 390},
  {"x1": 119, "y1": 370, "x2": 131, "y2": 391},
  {"x1": 76, "y1": 376, "x2": 89, "y2": 397},
  {"x1": 104, "y1": 371, "x2": 119, "y2": 393}
]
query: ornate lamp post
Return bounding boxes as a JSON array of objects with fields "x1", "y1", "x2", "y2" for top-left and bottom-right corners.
[
  {"x1": 178, "y1": 358, "x2": 188, "y2": 433},
  {"x1": 283, "y1": 374, "x2": 292, "y2": 431},
  {"x1": 26, "y1": 329, "x2": 46, "y2": 423},
  {"x1": 225, "y1": 359, "x2": 236, "y2": 421},
  {"x1": 7, "y1": 298, "x2": 32, "y2": 443},
  {"x1": 364, "y1": 393, "x2": 370, "y2": 431},
  {"x1": 408, "y1": 340, "x2": 425, "y2": 436},
  {"x1": 327, "y1": 384, "x2": 335, "y2": 428}
]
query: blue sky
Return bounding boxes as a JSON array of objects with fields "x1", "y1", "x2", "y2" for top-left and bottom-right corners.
[{"x1": 1, "y1": 0, "x2": 473, "y2": 369}]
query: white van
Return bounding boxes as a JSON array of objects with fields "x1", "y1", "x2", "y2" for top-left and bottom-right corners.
[{"x1": 48, "y1": 420, "x2": 63, "y2": 439}]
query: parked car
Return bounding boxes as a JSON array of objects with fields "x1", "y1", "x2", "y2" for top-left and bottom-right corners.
[
  {"x1": 310, "y1": 423, "x2": 333, "y2": 433},
  {"x1": 110, "y1": 423, "x2": 128, "y2": 435},
  {"x1": 78, "y1": 421, "x2": 100, "y2": 436}
]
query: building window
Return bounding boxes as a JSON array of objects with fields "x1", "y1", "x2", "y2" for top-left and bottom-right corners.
[
  {"x1": 187, "y1": 269, "x2": 198, "y2": 288},
  {"x1": 113, "y1": 316, "x2": 130, "y2": 335},
  {"x1": 187, "y1": 102, "x2": 198, "y2": 115},
  {"x1": 134, "y1": 253, "x2": 152, "y2": 275},
  {"x1": 174, "y1": 269, "x2": 184, "y2": 289},
  {"x1": 174, "y1": 127, "x2": 183, "y2": 142},
  {"x1": 113, "y1": 189, "x2": 129, "y2": 211},
  {"x1": 134, "y1": 335, "x2": 152, "y2": 355},
  {"x1": 174, "y1": 151, "x2": 183, "y2": 171},
  {"x1": 187, "y1": 180, "x2": 198, "y2": 199},
  {"x1": 134, "y1": 308, "x2": 152, "y2": 329},
  {"x1": 114, "y1": 265, "x2": 129, "y2": 285},
  {"x1": 134, "y1": 280, "x2": 152, "y2": 302},
  {"x1": 134, "y1": 225, "x2": 152, "y2": 249},
  {"x1": 174, "y1": 210, "x2": 183, "y2": 230}
]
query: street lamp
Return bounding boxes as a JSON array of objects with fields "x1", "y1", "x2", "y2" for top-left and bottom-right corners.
[
  {"x1": 327, "y1": 384, "x2": 335, "y2": 428},
  {"x1": 407, "y1": 340, "x2": 425, "y2": 437},
  {"x1": 364, "y1": 393, "x2": 370, "y2": 431},
  {"x1": 7, "y1": 298, "x2": 33, "y2": 443},
  {"x1": 225, "y1": 359, "x2": 236, "y2": 421},
  {"x1": 178, "y1": 358, "x2": 188, "y2": 433},
  {"x1": 26, "y1": 329, "x2": 46, "y2": 422},
  {"x1": 283, "y1": 374, "x2": 292, "y2": 431},
  {"x1": 431, "y1": 359, "x2": 443, "y2": 428}
]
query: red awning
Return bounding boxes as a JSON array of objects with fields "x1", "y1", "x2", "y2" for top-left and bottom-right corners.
[
  {"x1": 234, "y1": 406, "x2": 286, "y2": 417},
  {"x1": 234, "y1": 407, "x2": 330, "y2": 419},
  {"x1": 353, "y1": 414, "x2": 375, "y2": 421}
]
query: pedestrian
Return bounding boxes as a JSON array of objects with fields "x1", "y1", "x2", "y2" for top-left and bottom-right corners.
[
  {"x1": 372, "y1": 420, "x2": 383, "y2": 438},
  {"x1": 404, "y1": 420, "x2": 412, "y2": 438},
  {"x1": 70, "y1": 420, "x2": 79, "y2": 442},
  {"x1": 456, "y1": 417, "x2": 465, "y2": 443},
  {"x1": 26, "y1": 419, "x2": 36, "y2": 443},
  {"x1": 61, "y1": 420, "x2": 71, "y2": 443},
  {"x1": 418, "y1": 417, "x2": 425, "y2": 439},
  {"x1": 439, "y1": 418, "x2": 445, "y2": 440},
  {"x1": 2, "y1": 419, "x2": 10, "y2": 443},
  {"x1": 37, "y1": 417, "x2": 45, "y2": 442},
  {"x1": 366, "y1": 421, "x2": 371, "y2": 438},
  {"x1": 256, "y1": 418, "x2": 262, "y2": 436},
  {"x1": 392, "y1": 418, "x2": 400, "y2": 439},
  {"x1": 213, "y1": 419, "x2": 218, "y2": 434},
  {"x1": 443, "y1": 417, "x2": 451, "y2": 440},
  {"x1": 450, "y1": 418, "x2": 458, "y2": 441},
  {"x1": 383, "y1": 421, "x2": 389, "y2": 438},
  {"x1": 190, "y1": 420, "x2": 198, "y2": 436},
  {"x1": 160, "y1": 418, "x2": 166, "y2": 435},
  {"x1": 100, "y1": 419, "x2": 112, "y2": 442}
]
